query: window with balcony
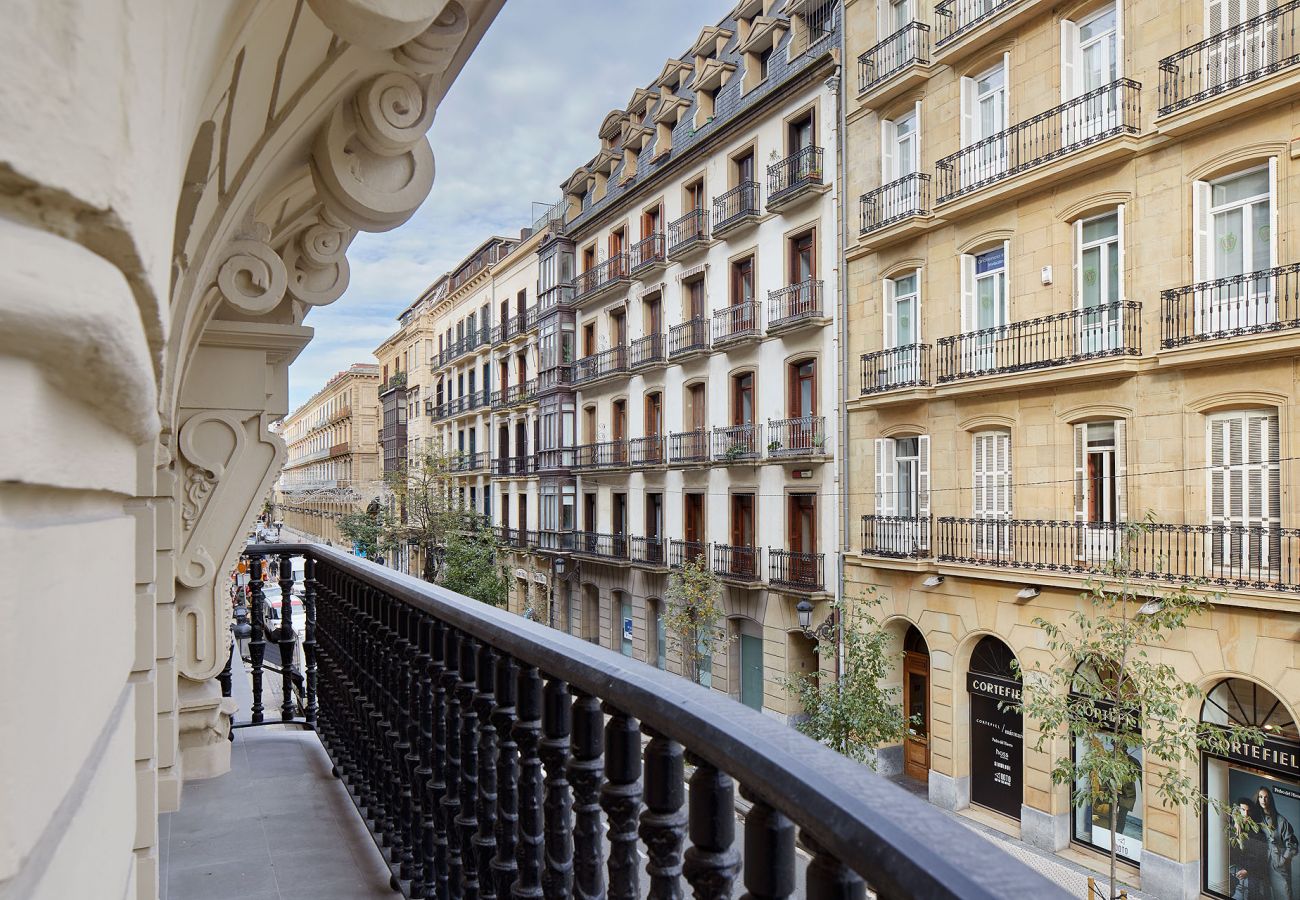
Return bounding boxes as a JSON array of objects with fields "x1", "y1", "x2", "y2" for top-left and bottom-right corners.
[
  {"x1": 684, "y1": 177, "x2": 705, "y2": 212},
  {"x1": 872, "y1": 435, "x2": 930, "y2": 556},
  {"x1": 1075, "y1": 209, "x2": 1125, "y2": 353},
  {"x1": 1207, "y1": 409, "x2": 1281, "y2": 572},
  {"x1": 972, "y1": 430, "x2": 1012, "y2": 553},
  {"x1": 959, "y1": 242, "x2": 1010, "y2": 370},
  {"x1": 686, "y1": 275, "x2": 706, "y2": 319},
  {"x1": 882, "y1": 0, "x2": 913, "y2": 37},
  {"x1": 1061, "y1": 5, "x2": 1122, "y2": 142},
  {"x1": 1073, "y1": 421, "x2": 1127, "y2": 560},
  {"x1": 882, "y1": 106, "x2": 920, "y2": 182},
  {"x1": 1194, "y1": 163, "x2": 1277, "y2": 332},
  {"x1": 732, "y1": 372, "x2": 755, "y2": 426},
  {"x1": 959, "y1": 58, "x2": 1008, "y2": 187},
  {"x1": 645, "y1": 391, "x2": 662, "y2": 435},
  {"x1": 884, "y1": 269, "x2": 921, "y2": 353}
]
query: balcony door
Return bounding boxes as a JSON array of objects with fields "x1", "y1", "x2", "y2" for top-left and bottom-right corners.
[
  {"x1": 1074, "y1": 420, "x2": 1127, "y2": 561},
  {"x1": 731, "y1": 256, "x2": 756, "y2": 330},
  {"x1": 883, "y1": 270, "x2": 921, "y2": 381},
  {"x1": 517, "y1": 495, "x2": 527, "y2": 535},
  {"x1": 1208, "y1": 0, "x2": 1280, "y2": 90},
  {"x1": 882, "y1": 107, "x2": 919, "y2": 183},
  {"x1": 903, "y1": 626, "x2": 931, "y2": 782},
  {"x1": 644, "y1": 294, "x2": 662, "y2": 336},
  {"x1": 613, "y1": 492, "x2": 627, "y2": 537},
  {"x1": 687, "y1": 382, "x2": 707, "y2": 431},
  {"x1": 960, "y1": 60, "x2": 1007, "y2": 187},
  {"x1": 787, "y1": 493, "x2": 817, "y2": 583},
  {"x1": 735, "y1": 150, "x2": 755, "y2": 186},
  {"x1": 686, "y1": 277, "x2": 706, "y2": 321},
  {"x1": 731, "y1": 493, "x2": 756, "y2": 577},
  {"x1": 612, "y1": 399, "x2": 627, "y2": 464},
  {"x1": 646, "y1": 492, "x2": 663, "y2": 540},
  {"x1": 875, "y1": 435, "x2": 930, "y2": 554},
  {"x1": 789, "y1": 231, "x2": 816, "y2": 316},
  {"x1": 1062, "y1": 5, "x2": 1120, "y2": 141},
  {"x1": 732, "y1": 372, "x2": 755, "y2": 427},
  {"x1": 645, "y1": 392, "x2": 662, "y2": 437},
  {"x1": 583, "y1": 493, "x2": 597, "y2": 538},
  {"x1": 972, "y1": 430, "x2": 1012, "y2": 557},
  {"x1": 961, "y1": 244, "x2": 1009, "y2": 373},
  {"x1": 1076, "y1": 210, "x2": 1124, "y2": 354},
  {"x1": 1195, "y1": 165, "x2": 1277, "y2": 333},
  {"x1": 1208, "y1": 410, "x2": 1281, "y2": 574},
  {"x1": 684, "y1": 493, "x2": 705, "y2": 552},
  {"x1": 611, "y1": 309, "x2": 626, "y2": 347},
  {"x1": 642, "y1": 204, "x2": 662, "y2": 238}
]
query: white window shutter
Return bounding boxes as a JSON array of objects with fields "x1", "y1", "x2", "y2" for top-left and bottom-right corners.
[
  {"x1": 960, "y1": 76, "x2": 974, "y2": 148},
  {"x1": 997, "y1": 431, "x2": 1012, "y2": 517},
  {"x1": 1002, "y1": 51, "x2": 1011, "y2": 118},
  {"x1": 918, "y1": 434, "x2": 931, "y2": 520},
  {"x1": 882, "y1": 119, "x2": 897, "y2": 181},
  {"x1": 1117, "y1": 203, "x2": 1127, "y2": 303},
  {"x1": 1073, "y1": 423, "x2": 1088, "y2": 522},
  {"x1": 883, "y1": 277, "x2": 897, "y2": 348},
  {"x1": 1208, "y1": 0, "x2": 1225, "y2": 36},
  {"x1": 916, "y1": 266, "x2": 924, "y2": 342},
  {"x1": 961, "y1": 253, "x2": 976, "y2": 332},
  {"x1": 1116, "y1": 0, "x2": 1126, "y2": 77},
  {"x1": 874, "y1": 438, "x2": 897, "y2": 516},
  {"x1": 1061, "y1": 19, "x2": 1080, "y2": 102},
  {"x1": 1115, "y1": 418, "x2": 1128, "y2": 522},
  {"x1": 1268, "y1": 156, "x2": 1278, "y2": 268},
  {"x1": 973, "y1": 433, "x2": 986, "y2": 517},
  {"x1": 1002, "y1": 239, "x2": 1012, "y2": 321},
  {"x1": 913, "y1": 100, "x2": 923, "y2": 172},
  {"x1": 1074, "y1": 218, "x2": 1084, "y2": 310},
  {"x1": 1193, "y1": 180, "x2": 1211, "y2": 282}
]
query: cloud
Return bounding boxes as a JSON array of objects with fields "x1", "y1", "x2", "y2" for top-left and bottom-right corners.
[{"x1": 289, "y1": 0, "x2": 736, "y2": 409}]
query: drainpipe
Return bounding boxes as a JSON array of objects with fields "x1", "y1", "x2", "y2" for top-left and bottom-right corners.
[{"x1": 834, "y1": 13, "x2": 849, "y2": 686}]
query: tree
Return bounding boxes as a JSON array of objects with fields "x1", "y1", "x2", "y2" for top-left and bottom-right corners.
[
  {"x1": 664, "y1": 554, "x2": 727, "y2": 685},
  {"x1": 784, "y1": 590, "x2": 909, "y2": 766},
  {"x1": 337, "y1": 497, "x2": 390, "y2": 559},
  {"x1": 383, "y1": 446, "x2": 458, "y2": 582},
  {"x1": 441, "y1": 511, "x2": 508, "y2": 607},
  {"x1": 1017, "y1": 519, "x2": 1268, "y2": 900}
]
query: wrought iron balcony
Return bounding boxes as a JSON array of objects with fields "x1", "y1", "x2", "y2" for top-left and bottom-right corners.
[
  {"x1": 767, "y1": 279, "x2": 825, "y2": 330},
  {"x1": 862, "y1": 515, "x2": 932, "y2": 558},
  {"x1": 495, "y1": 526, "x2": 538, "y2": 550},
  {"x1": 858, "y1": 22, "x2": 931, "y2": 93},
  {"x1": 712, "y1": 181, "x2": 761, "y2": 235},
  {"x1": 575, "y1": 531, "x2": 629, "y2": 560},
  {"x1": 500, "y1": 379, "x2": 537, "y2": 407},
  {"x1": 936, "y1": 518, "x2": 1300, "y2": 593},
  {"x1": 769, "y1": 549, "x2": 825, "y2": 591},
  {"x1": 574, "y1": 254, "x2": 630, "y2": 303},
  {"x1": 573, "y1": 345, "x2": 628, "y2": 385},
  {"x1": 493, "y1": 455, "x2": 535, "y2": 476},
  {"x1": 451, "y1": 450, "x2": 488, "y2": 473},
  {"x1": 1160, "y1": 263, "x2": 1300, "y2": 348},
  {"x1": 496, "y1": 306, "x2": 539, "y2": 344},
  {"x1": 935, "y1": 79, "x2": 1140, "y2": 204},
  {"x1": 767, "y1": 146, "x2": 824, "y2": 208},
  {"x1": 628, "y1": 435, "x2": 666, "y2": 466},
  {"x1": 711, "y1": 423, "x2": 762, "y2": 463},
  {"x1": 667, "y1": 208, "x2": 709, "y2": 257},
  {"x1": 935, "y1": 301, "x2": 1141, "y2": 383},
  {"x1": 712, "y1": 301, "x2": 761, "y2": 345},
  {"x1": 934, "y1": 0, "x2": 1030, "y2": 46},
  {"x1": 767, "y1": 415, "x2": 827, "y2": 458},
  {"x1": 669, "y1": 538, "x2": 710, "y2": 569},
  {"x1": 629, "y1": 333, "x2": 665, "y2": 369},
  {"x1": 629, "y1": 233, "x2": 667, "y2": 273},
  {"x1": 861, "y1": 344, "x2": 932, "y2": 394},
  {"x1": 538, "y1": 528, "x2": 576, "y2": 551},
  {"x1": 573, "y1": 440, "x2": 629, "y2": 470},
  {"x1": 860, "y1": 173, "x2": 931, "y2": 235},
  {"x1": 713, "y1": 543, "x2": 762, "y2": 581},
  {"x1": 668, "y1": 429, "x2": 709, "y2": 464},
  {"x1": 668, "y1": 316, "x2": 710, "y2": 358},
  {"x1": 1159, "y1": 0, "x2": 1300, "y2": 115},
  {"x1": 630, "y1": 535, "x2": 667, "y2": 566}
]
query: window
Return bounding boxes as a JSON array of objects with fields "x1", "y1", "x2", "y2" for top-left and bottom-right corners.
[
  {"x1": 873, "y1": 435, "x2": 930, "y2": 553},
  {"x1": 789, "y1": 112, "x2": 814, "y2": 154},
  {"x1": 731, "y1": 256, "x2": 756, "y2": 312},
  {"x1": 788, "y1": 358, "x2": 817, "y2": 419},
  {"x1": 731, "y1": 493, "x2": 756, "y2": 547},
  {"x1": 882, "y1": 105, "x2": 920, "y2": 182},
  {"x1": 644, "y1": 294, "x2": 662, "y2": 335},
  {"x1": 1070, "y1": 661, "x2": 1143, "y2": 864},
  {"x1": 684, "y1": 177, "x2": 705, "y2": 212},
  {"x1": 1075, "y1": 210, "x2": 1124, "y2": 352},
  {"x1": 734, "y1": 150, "x2": 756, "y2": 186},
  {"x1": 758, "y1": 45, "x2": 774, "y2": 80},
  {"x1": 884, "y1": 269, "x2": 920, "y2": 349},
  {"x1": 1194, "y1": 163, "x2": 1277, "y2": 332},
  {"x1": 645, "y1": 392, "x2": 662, "y2": 437},
  {"x1": 732, "y1": 372, "x2": 755, "y2": 425},
  {"x1": 685, "y1": 276, "x2": 706, "y2": 319},
  {"x1": 972, "y1": 430, "x2": 1012, "y2": 555},
  {"x1": 1073, "y1": 421, "x2": 1127, "y2": 558},
  {"x1": 960, "y1": 243, "x2": 1010, "y2": 371},
  {"x1": 881, "y1": 0, "x2": 912, "y2": 37},
  {"x1": 960, "y1": 58, "x2": 1009, "y2": 185},
  {"x1": 1207, "y1": 410, "x2": 1281, "y2": 571}
]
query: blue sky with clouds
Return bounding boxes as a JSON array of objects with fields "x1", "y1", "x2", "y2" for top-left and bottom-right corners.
[{"x1": 289, "y1": 0, "x2": 736, "y2": 409}]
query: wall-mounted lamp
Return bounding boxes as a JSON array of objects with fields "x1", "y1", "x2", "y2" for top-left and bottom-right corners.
[
  {"x1": 795, "y1": 599, "x2": 838, "y2": 641},
  {"x1": 1016, "y1": 585, "x2": 1041, "y2": 601},
  {"x1": 922, "y1": 574, "x2": 944, "y2": 588}
]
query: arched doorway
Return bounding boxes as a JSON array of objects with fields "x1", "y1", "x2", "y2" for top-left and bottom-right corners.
[
  {"x1": 903, "y1": 625, "x2": 930, "y2": 782},
  {"x1": 1201, "y1": 678, "x2": 1300, "y2": 900},
  {"x1": 967, "y1": 635, "x2": 1022, "y2": 819}
]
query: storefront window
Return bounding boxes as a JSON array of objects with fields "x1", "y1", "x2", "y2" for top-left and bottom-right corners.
[{"x1": 1070, "y1": 661, "x2": 1144, "y2": 864}]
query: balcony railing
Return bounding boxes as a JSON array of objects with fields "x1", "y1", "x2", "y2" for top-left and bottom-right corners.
[
  {"x1": 574, "y1": 440, "x2": 629, "y2": 470},
  {"x1": 712, "y1": 423, "x2": 762, "y2": 463},
  {"x1": 239, "y1": 543, "x2": 1067, "y2": 900},
  {"x1": 767, "y1": 146, "x2": 824, "y2": 203},
  {"x1": 494, "y1": 455, "x2": 535, "y2": 476},
  {"x1": 1159, "y1": 0, "x2": 1300, "y2": 114},
  {"x1": 629, "y1": 434, "x2": 666, "y2": 466},
  {"x1": 629, "y1": 333, "x2": 664, "y2": 368},
  {"x1": 861, "y1": 344, "x2": 932, "y2": 394},
  {"x1": 630, "y1": 535, "x2": 667, "y2": 566},
  {"x1": 538, "y1": 528, "x2": 576, "y2": 551},
  {"x1": 669, "y1": 429, "x2": 709, "y2": 464},
  {"x1": 497, "y1": 306, "x2": 539, "y2": 344},
  {"x1": 860, "y1": 173, "x2": 931, "y2": 234},
  {"x1": 935, "y1": 518, "x2": 1300, "y2": 592},
  {"x1": 714, "y1": 543, "x2": 762, "y2": 581},
  {"x1": 451, "y1": 450, "x2": 488, "y2": 473},
  {"x1": 767, "y1": 415, "x2": 827, "y2": 458},
  {"x1": 669, "y1": 538, "x2": 710, "y2": 569},
  {"x1": 935, "y1": 301, "x2": 1141, "y2": 382},
  {"x1": 769, "y1": 549, "x2": 825, "y2": 591},
  {"x1": 668, "y1": 316, "x2": 710, "y2": 358},
  {"x1": 495, "y1": 526, "x2": 538, "y2": 550},
  {"x1": 712, "y1": 181, "x2": 760, "y2": 232},
  {"x1": 712, "y1": 301, "x2": 760, "y2": 343},
  {"x1": 768, "y1": 279, "x2": 824, "y2": 329},
  {"x1": 575, "y1": 531, "x2": 629, "y2": 560},
  {"x1": 934, "y1": 0, "x2": 1025, "y2": 46},
  {"x1": 573, "y1": 345, "x2": 628, "y2": 385},
  {"x1": 629, "y1": 233, "x2": 666, "y2": 271},
  {"x1": 935, "y1": 79, "x2": 1141, "y2": 204},
  {"x1": 1160, "y1": 263, "x2": 1300, "y2": 348},
  {"x1": 574, "y1": 253, "x2": 629, "y2": 301},
  {"x1": 859, "y1": 22, "x2": 931, "y2": 92},
  {"x1": 862, "y1": 515, "x2": 932, "y2": 558},
  {"x1": 500, "y1": 379, "x2": 537, "y2": 407},
  {"x1": 667, "y1": 208, "x2": 708, "y2": 254}
]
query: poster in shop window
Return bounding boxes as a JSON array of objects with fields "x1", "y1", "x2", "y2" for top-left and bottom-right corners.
[
  {"x1": 968, "y1": 672, "x2": 1023, "y2": 819},
  {"x1": 1206, "y1": 760, "x2": 1300, "y2": 900}
]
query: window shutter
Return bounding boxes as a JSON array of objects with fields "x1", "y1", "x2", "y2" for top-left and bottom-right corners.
[
  {"x1": 997, "y1": 431, "x2": 1012, "y2": 518},
  {"x1": 1115, "y1": 418, "x2": 1128, "y2": 522},
  {"x1": 1268, "y1": 156, "x2": 1278, "y2": 268},
  {"x1": 1001, "y1": 239, "x2": 1012, "y2": 324},
  {"x1": 1073, "y1": 423, "x2": 1088, "y2": 522},
  {"x1": 973, "y1": 433, "x2": 986, "y2": 518},
  {"x1": 913, "y1": 101, "x2": 923, "y2": 172},
  {"x1": 882, "y1": 119, "x2": 897, "y2": 182},
  {"x1": 875, "y1": 438, "x2": 897, "y2": 515},
  {"x1": 1208, "y1": 0, "x2": 1226, "y2": 35},
  {"x1": 918, "y1": 434, "x2": 931, "y2": 520},
  {"x1": 1002, "y1": 51, "x2": 1012, "y2": 119},
  {"x1": 961, "y1": 253, "x2": 976, "y2": 332},
  {"x1": 1116, "y1": 0, "x2": 1126, "y2": 77},
  {"x1": 1193, "y1": 180, "x2": 1211, "y2": 282},
  {"x1": 1117, "y1": 203, "x2": 1127, "y2": 304},
  {"x1": 1074, "y1": 218, "x2": 1084, "y2": 310},
  {"x1": 1061, "y1": 19, "x2": 1080, "y2": 102},
  {"x1": 883, "y1": 277, "x2": 897, "y2": 348},
  {"x1": 960, "y1": 76, "x2": 974, "y2": 148}
]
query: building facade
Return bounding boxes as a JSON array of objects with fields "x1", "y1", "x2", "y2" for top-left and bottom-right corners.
[
  {"x1": 274, "y1": 363, "x2": 382, "y2": 545},
  {"x1": 844, "y1": 0, "x2": 1300, "y2": 894}
]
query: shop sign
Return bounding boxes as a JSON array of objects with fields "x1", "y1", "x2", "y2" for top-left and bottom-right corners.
[
  {"x1": 967, "y1": 672, "x2": 1022, "y2": 704},
  {"x1": 969, "y1": 672, "x2": 1023, "y2": 819},
  {"x1": 1222, "y1": 734, "x2": 1300, "y2": 780}
]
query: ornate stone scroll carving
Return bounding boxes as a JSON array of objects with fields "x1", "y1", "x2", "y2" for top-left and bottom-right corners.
[
  {"x1": 307, "y1": 0, "x2": 447, "y2": 50},
  {"x1": 216, "y1": 224, "x2": 288, "y2": 315},
  {"x1": 283, "y1": 210, "x2": 354, "y2": 306}
]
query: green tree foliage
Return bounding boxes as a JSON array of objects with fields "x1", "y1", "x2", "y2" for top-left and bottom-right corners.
[
  {"x1": 336, "y1": 497, "x2": 390, "y2": 560},
  {"x1": 383, "y1": 447, "x2": 457, "y2": 582},
  {"x1": 440, "y1": 512, "x2": 508, "y2": 607},
  {"x1": 664, "y1": 554, "x2": 727, "y2": 685}
]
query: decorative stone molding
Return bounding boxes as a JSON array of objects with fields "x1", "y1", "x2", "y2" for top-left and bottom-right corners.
[
  {"x1": 216, "y1": 226, "x2": 289, "y2": 315},
  {"x1": 307, "y1": 0, "x2": 448, "y2": 50}
]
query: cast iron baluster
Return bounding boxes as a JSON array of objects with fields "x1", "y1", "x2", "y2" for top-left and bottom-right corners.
[
  {"x1": 432, "y1": 619, "x2": 451, "y2": 900},
  {"x1": 415, "y1": 612, "x2": 435, "y2": 900},
  {"x1": 514, "y1": 665, "x2": 545, "y2": 900},
  {"x1": 740, "y1": 789, "x2": 795, "y2": 900},
  {"x1": 492, "y1": 654, "x2": 519, "y2": 900},
  {"x1": 458, "y1": 635, "x2": 482, "y2": 900},
  {"x1": 443, "y1": 628, "x2": 464, "y2": 900},
  {"x1": 396, "y1": 603, "x2": 418, "y2": 887},
  {"x1": 382, "y1": 593, "x2": 407, "y2": 867},
  {"x1": 568, "y1": 690, "x2": 605, "y2": 900},
  {"x1": 639, "y1": 729, "x2": 686, "y2": 900},
  {"x1": 475, "y1": 645, "x2": 499, "y2": 900},
  {"x1": 277, "y1": 551, "x2": 297, "y2": 721},
  {"x1": 540, "y1": 676, "x2": 574, "y2": 900},
  {"x1": 303, "y1": 555, "x2": 319, "y2": 726},
  {"x1": 247, "y1": 553, "x2": 266, "y2": 723},
  {"x1": 683, "y1": 755, "x2": 740, "y2": 900},
  {"x1": 801, "y1": 831, "x2": 865, "y2": 900},
  {"x1": 600, "y1": 706, "x2": 642, "y2": 900}
]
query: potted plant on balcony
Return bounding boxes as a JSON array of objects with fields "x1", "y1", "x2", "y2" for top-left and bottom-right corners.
[
  {"x1": 767, "y1": 439, "x2": 783, "y2": 453},
  {"x1": 723, "y1": 442, "x2": 747, "y2": 463}
]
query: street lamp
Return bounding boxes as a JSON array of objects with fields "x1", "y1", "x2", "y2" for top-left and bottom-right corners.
[{"x1": 795, "y1": 598, "x2": 838, "y2": 641}]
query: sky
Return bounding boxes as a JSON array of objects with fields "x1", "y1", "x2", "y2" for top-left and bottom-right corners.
[{"x1": 288, "y1": 0, "x2": 736, "y2": 409}]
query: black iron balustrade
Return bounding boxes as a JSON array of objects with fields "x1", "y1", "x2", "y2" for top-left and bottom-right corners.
[
  {"x1": 767, "y1": 415, "x2": 827, "y2": 458},
  {"x1": 668, "y1": 429, "x2": 709, "y2": 464},
  {"x1": 574, "y1": 254, "x2": 630, "y2": 301},
  {"x1": 859, "y1": 22, "x2": 931, "y2": 92},
  {"x1": 713, "y1": 544, "x2": 762, "y2": 581},
  {"x1": 935, "y1": 79, "x2": 1140, "y2": 204},
  {"x1": 573, "y1": 345, "x2": 628, "y2": 385},
  {"x1": 861, "y1": 344, "x2": 932, "y2": 394},
  {"x1": 712, "y1": 302, "x2": 760, "y2": 343},
  {"x1": 629, "y1": 233, "x2": 666, "y2": 272},
  {"x1": 537, "y1": 529, "x2": 575, "y2": 552},
  {"x1": 934, "y1": 0, "x2": 1025, "y2": 46},
  {"x1": 630, "y1": 535, "x2": 666, "y2": 566},
  {"x1": 769, "y1": 549, "x2": 825, "y2": 591},
  {"x1": 860, "y1": 173, "x2": 931, "y2": 234},
  {"x1": 668, "y1": 317, "x2": 710, "y2": 358},
  {"x1": 629, "y1": 333, "x2": 664, "y2": 368},
  {"x1": 628, "y1": 435, "x2": 665, "y2": 466},
  {"x1": 533, "y1": 448, "x2": 573, "y2": 472},
  {"x1": 493, "y1": 456, "x2": 514, "y2": 476},
  {"x1": 494, "y1": 526, "x2": 528, "y2": 549},
  {"x1": 512, "y1": 454, "x2": 535, "y2": 475},
  {"x1": 575, "y1": 532, "x2": 629, "y2": 560},
  {"x1": 711, "y1": 423, "x2": 761, "y2": 463},
  {"x1": 667, "y1": 209, "x2": 708, "y2": 255},
  {"x1": 668, "y1": 538, "x2": 710, "y2": 569},
  {"x1": 502, "y1": 379, "x2": 537, "y2": 407},
  {"x1": 497, "y1": 307, "x2": 539, "y2": 344},
  {"x1": 768, "y1": 279, "x2": 824, "y2": 329},
  {"x1": 767, "y1": 146, "x2": 824, "y2": 203},
  {"x1": 935, "y1": 518, "x2": 1300, "y2": 592},
  {"x1": 574, "y1": 440, "x2": 629, "y2": 470},
  {"x1": 452, "y1": 451, "x2": 488, "y2": 473},
  {"x1": 935, "y1": 301, "x2": 1141, "y2": 382},
  {"x1": 1160, "y1": 263, "x2": 1300, "y2": 348},
  {"x1": 862, "y1": 515, "x2": 933, "y2": 558},
  {"x1": 712, "y1": 181, "x2": 760, "y2": 232},
  {"x1": 1159, "y1": 0, "x2": 1300, "y2": 114}
]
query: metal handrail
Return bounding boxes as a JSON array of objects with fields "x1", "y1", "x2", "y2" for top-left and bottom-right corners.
[
  {"x1": 713, "y1": 181, "x2": 760, "y2": 230},
  {"x1": 858, "y1": 22, "x2": 931, "y2": 92},
  {"x1": 861, "y1": 344, "x2": 932, "y2": 394},
  {"x1": 860, "y1": 173, "x2": 931, "y2": 234},
  {"x1": 1160, "y1": 262, "x2": 1300, "y2": 348}
]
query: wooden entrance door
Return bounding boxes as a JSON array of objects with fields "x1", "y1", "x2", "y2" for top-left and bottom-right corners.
[{"x1": 903, "y1": 651, "x2": 931, "y2": 781}]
